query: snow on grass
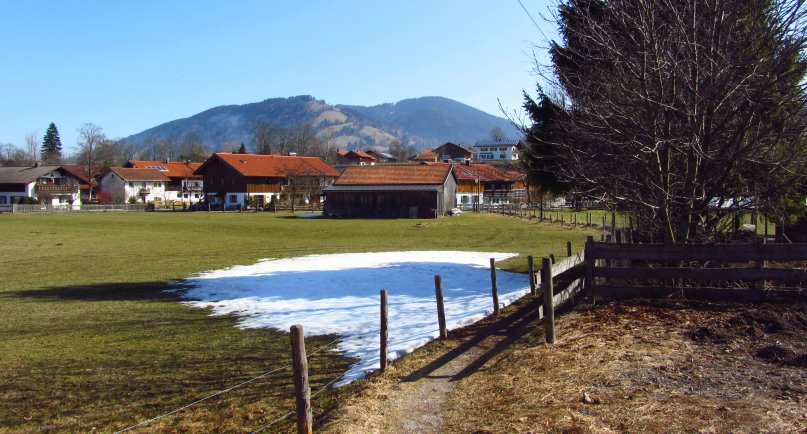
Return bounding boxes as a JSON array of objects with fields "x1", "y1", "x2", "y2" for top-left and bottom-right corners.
[{"x1": 180, "y1": 251, "x2": 529, "y2": 385}]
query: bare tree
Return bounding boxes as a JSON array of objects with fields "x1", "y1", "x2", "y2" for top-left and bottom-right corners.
[
  {"x1": 77, "y1": 122, "x2": 106, "y2": 200},
  {"x1": 25, "y1": 132, "x2": 39, "y2": 164},
  {"x1": 542, "y1": 0, "x2": 807, "y2": 243},
  {"x1": 289, "y1": 123, "x2": 323, "y2": 156},
  {"x1": 489, "y1": 127, "x2": 507, "y2": 141},
  {"x1": 254, "y1": 120, "x2": 276, "y2": 155},
  {"x1": 179, "y1": 131, "x2": 208, "y2": 162}
]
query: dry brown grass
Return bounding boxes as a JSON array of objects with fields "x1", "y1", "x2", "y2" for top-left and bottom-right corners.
[
  {"x1": 446, "y1": 300, "x2": 807, "y2": 433},
  {"x1": 322, "y1": 299, "x2": 807, "y2": 433}
]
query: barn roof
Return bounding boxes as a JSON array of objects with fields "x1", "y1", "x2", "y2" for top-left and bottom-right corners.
[
  {"x1": 333, "y1": 165, "x2": 453, "y2": 186},
  {"x1": 197, "y1": 153, "x2": 340, "y2": 178}
]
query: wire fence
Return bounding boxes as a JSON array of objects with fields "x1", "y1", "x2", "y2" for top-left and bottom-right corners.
[
  {"x1": 113, "y1": 336, "x2": 343, "y2": 434},
  {"x1": 10, "y1": 203, "x2": 148, "y2": 213}
]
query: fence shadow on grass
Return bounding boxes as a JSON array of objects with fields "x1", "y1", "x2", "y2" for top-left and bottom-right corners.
[{"x1": 402, "y1": 299, "x2": 538, "y2": 383}]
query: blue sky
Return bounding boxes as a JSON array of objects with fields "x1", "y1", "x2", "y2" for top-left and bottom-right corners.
[{"x1": 0, "y1": 1, "x2": 557, "y2": 153}]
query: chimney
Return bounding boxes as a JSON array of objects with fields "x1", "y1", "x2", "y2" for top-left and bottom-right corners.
[{"x1": 165, "y1": 157, "x2": 171, "y2": 164}]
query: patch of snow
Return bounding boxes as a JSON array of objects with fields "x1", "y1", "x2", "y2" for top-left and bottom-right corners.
[{"x1": 180, "y1": 251, "x2": 528, "y2": 386}]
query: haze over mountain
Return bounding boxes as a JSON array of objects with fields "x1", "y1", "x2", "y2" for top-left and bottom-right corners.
[{"x1": 124, "y1": 95, "x2": 520, "y2": 152}]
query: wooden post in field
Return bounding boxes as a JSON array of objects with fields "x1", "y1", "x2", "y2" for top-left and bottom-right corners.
[
  {"x1": 380, "y1": 290, "x2": 388, "y2": 372},
  {"x1": 584, "y1": 236, "x2": 595, "y2": 303},
  {"x1": 764, "y1": 215, "x2": 769, "y2": 244},
  {"x1": 528, "y1": 255, "x2": 536, "y2": 296},
  {"x1": 489, "y1": 258, "x2": 500, "y2": 316},
  {"x1": 290, "y1": 325, "x2": 312, "y2": 434},
  {"x1": 602, "y1": 215, "x2": 606, "y2": 229},
  {"x1": 541, "y1": 257, "x2": 555, "y2": 344},
  {"x1": 434, "y1": 276, "x2": 447, "y2": 339},
  {"x1": 549, "y1": 253, "x2": 555, "y2": 264},
  {"x1": 566, "y1": 241, "x2": 572, "y2": 257},
  {"x1": 611, "y1": 211, "x2": 616, "y2": 236}
]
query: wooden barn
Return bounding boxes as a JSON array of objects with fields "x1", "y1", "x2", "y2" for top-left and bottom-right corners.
[{"x1": 323, "y1": 165, "x2": 457, "y2": 218}]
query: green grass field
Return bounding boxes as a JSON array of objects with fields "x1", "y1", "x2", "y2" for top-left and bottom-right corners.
[{"x1": 0, "y1": 211, "x2": 598, "y2": 432}]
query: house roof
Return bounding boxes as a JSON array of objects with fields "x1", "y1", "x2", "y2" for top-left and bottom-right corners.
[
  {"x1": 410, "y1": 149, "x2": 440, "y2": 162},
  {"x1": 198, "y1": 153, "x2": 340, "y2": 178},
  {"x1": 126, "y1": 160, "x2": 203, "y2": 179},
  {"x1": 107, "y1": 167, "x2": 171, "y2": 182},
  {"x1": 473, "y1": 139, "x2": 525, "y2": 148},
  {"x1": 60, "y1": 165, "x2": 99, "y2": 188},
  {"x1": 424, "y1": 162, "x2": 525, "y2": 183},
  {"x1": 0, "y1": 165, "x2": 64, "y2": 184},
  {"x1": 434, "y1": 142, "x2": 474, "y2": 158},
  {"x1": 336, "y1": 149, "x2": 376, "y2": 161},
  {"x1": 333, "y1": 165, "x2": 453, "y2": 186}
]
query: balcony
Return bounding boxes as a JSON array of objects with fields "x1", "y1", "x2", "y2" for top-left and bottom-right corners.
[
  {"x1": 138, "y1": 188, "x2": 151, "y2": 195},
  {"x1": 35, "y1": 184, "x2": 78, "y2": 195}
]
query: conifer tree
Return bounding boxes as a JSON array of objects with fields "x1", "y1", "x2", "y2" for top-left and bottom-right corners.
[{"x1": 41, "y1": 122, "x2": 62, "y2": 164}]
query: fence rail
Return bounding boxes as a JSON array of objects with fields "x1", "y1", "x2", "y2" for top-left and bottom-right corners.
[
  {"x1": 9, "y1": 204, "x2": 148, "y2": 213},
  {"x1": 584, "y1": 236, "x2": 807, "y2": 302}
]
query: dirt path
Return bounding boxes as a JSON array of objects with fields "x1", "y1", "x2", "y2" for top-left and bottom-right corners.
[{"x1": 322, "y1": 301, "x2": 537, "y2": 433}]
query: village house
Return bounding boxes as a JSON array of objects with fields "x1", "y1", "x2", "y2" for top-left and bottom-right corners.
[
  {"x1": 335, "y1": 149, "x2": 376, "y2": 166},
  {"x1": 124, "y1": 160, "x2": 203, "y2": 204},
  {"x1": 100, "y1": 167, "x2": 171, "y2": 204},
  {"x1": 410, "y1": 142, "x2": 475, "y2": 163},
  {"x1": 60, "y1": 165, "x2": 99, "y2": 203},
  {"x1": 323, "y1": 165, "x2": 457, "y2": 218},
  {"x1": 424, "y1": 161, "x2": 527, "y2": 208},
  {"x1": 473, "y1": 139, "x2": 525, "y2": 161},
  {"x1": 194, "y1": 153, "x2": 340, "y2": 209},
  {"x1": 0, "y1": 165, "x2": 83, "y2": 209},
  {"x1": 433, "y1": 142, "x2": 475, "y2": 162},
  {"x1": 364, "y1": 149, "x2": 397, "y2": 163}
]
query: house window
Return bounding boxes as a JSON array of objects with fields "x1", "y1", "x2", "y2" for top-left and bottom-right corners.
[
  {"x1": 229, "y1": 194, "x2": 238, "y2": 203},
  {"x1": 461, "y1": 196, "x2": 469, "y2": 204},
  {"x1": 128, "y1": 182, "x2": 134, "y2": 188},
  {"x1": 0, "y1": 196, "x2": 6, "y2": 204}
]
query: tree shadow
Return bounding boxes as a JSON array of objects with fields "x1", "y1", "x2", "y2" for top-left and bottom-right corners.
[{"x1": 2, "y1": 281, "x2": 190, "y2": 302}]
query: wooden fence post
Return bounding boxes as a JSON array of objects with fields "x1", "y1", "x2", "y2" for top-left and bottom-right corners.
[
  {"x1": 549, "y1": 253, "x2": 555, "y2": 264},
  {"x1": 490, "y1": 258, "x2": 500, "y2": 316},
  {"x1": 541, "y1": 257, "x2": 555, "y2": 344},
  {"x1": 602, "y1": 215, "x2": 606, "y2": 229},
  {"x1": 290, "y1": 325, "x2": 312, "y2": 434},
  {"x1": 380, "y1": 290, "x2": 388, "y2": 372},
  {"x1": 528, "y1": 255, "x2": 536, "y2": 296},
  {"x1": 611, "y1": 211, "x2": 616, "y2": 236},
  {"x1": 434, "y1": 275, "x2": 447, "y2": 339},
  {"x1": 566, "y1": 241, "x2": 572, "y2": 257},
  {"x1": 585, "y1": 235, "x2": 595, "y2": 303}
]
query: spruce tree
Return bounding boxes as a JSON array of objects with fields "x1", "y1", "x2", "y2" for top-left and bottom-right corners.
[
  {"x1": 237, "y1": 143, "x2": 248, "y2": 154},
  {"x1": 41, "y1": 122, "x2": 62, "y2": 164}
]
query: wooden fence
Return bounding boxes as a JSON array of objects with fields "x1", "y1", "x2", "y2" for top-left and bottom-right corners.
[{"x1": 584, "y1": 236, "x2": 807, "y2": 302}]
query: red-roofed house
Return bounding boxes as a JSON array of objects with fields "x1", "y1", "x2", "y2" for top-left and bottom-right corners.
[
  {"x1": 100, "y1": 167, "x2": 171, "y2": 203},
  {"x1": 124, "y1": 160, "x2": 204, "y2": 204},
  {"x1": 195, "y1": 153, "x2": 340, "y2": 209},
  {"x1": 335, "y1": 149, "x2": 376, "y2": 166},
  {"x1": 322, "y1": 165, "x2": 457, "y2": 218},
  {"x1": 425, "y1": 162, "x2": 527, "y2": 208}
]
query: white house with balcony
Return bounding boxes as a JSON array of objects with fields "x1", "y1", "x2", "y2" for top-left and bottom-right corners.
[
  {"x1": 0, "y1": 165, "x2": 82, "y2": 209},
  {"x1": 473, "y1": 139, "x2": 525, "y2": 161},
  {"x1": 100, "y1": 167, "x2": 171, "y2": 204}
]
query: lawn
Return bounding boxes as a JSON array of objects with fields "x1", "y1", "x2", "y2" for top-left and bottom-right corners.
[{"x1": 0, "y1": 211, "x2": 598, "y2": 432}]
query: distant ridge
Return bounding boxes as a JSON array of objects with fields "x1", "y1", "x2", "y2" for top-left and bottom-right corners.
[{"x1": 124, "y1": 95, "x2": 519, "y2": 153}]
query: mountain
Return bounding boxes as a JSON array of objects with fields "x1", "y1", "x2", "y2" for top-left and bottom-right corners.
[{"x1": 123, "y1": 95, "x2": 520, "y2": 153}]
